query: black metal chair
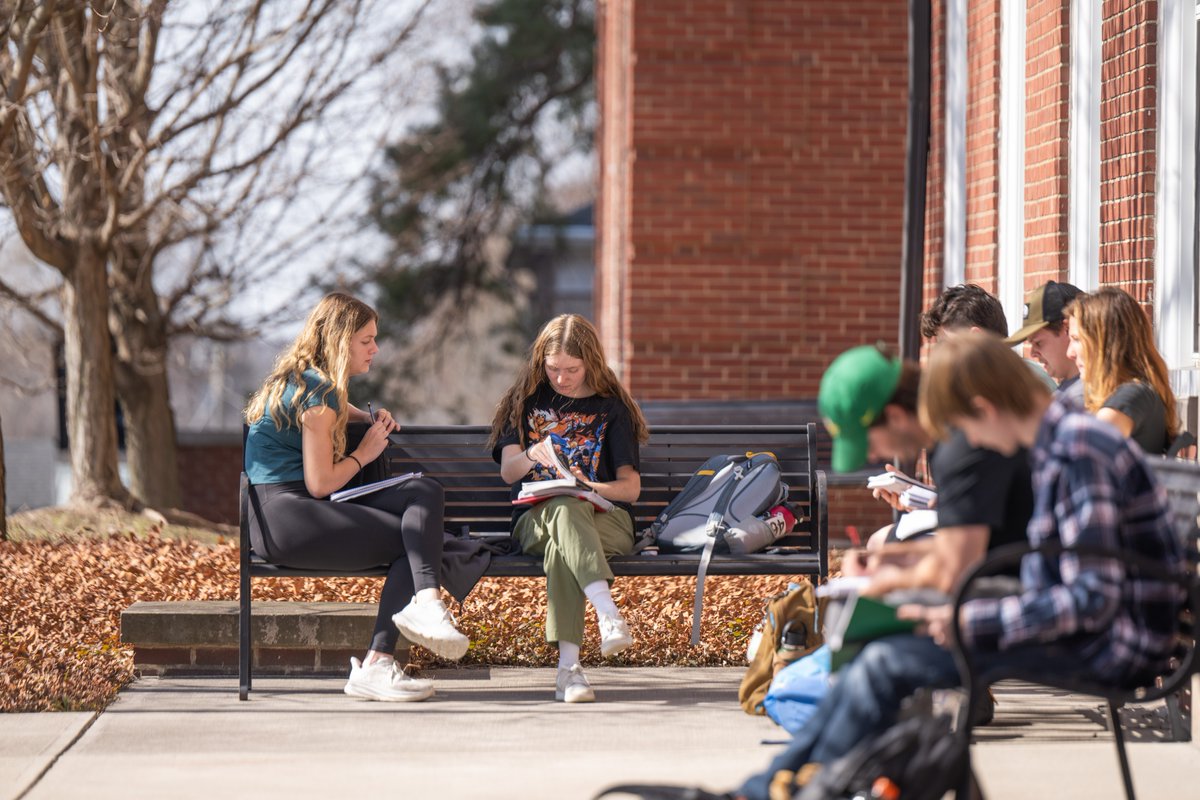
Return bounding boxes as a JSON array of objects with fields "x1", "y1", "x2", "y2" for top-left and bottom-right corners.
[{"x1": 949, "y1": 457, "x2": 1200, "y2": 800}]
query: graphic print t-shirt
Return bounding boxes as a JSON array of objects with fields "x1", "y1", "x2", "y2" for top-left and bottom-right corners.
[{"x1": 492, "y1": 384, "x2": 639, "y2": 524}]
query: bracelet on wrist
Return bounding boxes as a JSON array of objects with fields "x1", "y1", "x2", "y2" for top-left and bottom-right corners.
[
  {"x1": 525, "y1": 447, "x2": 536, "y2": 464},
  {"x1": 348, "y1": 454, "x2": 363, "y2": 471}
]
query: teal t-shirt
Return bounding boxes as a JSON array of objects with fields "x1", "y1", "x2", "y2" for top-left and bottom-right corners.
[{"x1": 244, "y1": 369, "x2": 340, "y2": 485}]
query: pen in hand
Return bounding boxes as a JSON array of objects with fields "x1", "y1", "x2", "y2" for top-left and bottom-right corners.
[{"x1": 368, "y1": 402, "x2": 375, "y2": 423}]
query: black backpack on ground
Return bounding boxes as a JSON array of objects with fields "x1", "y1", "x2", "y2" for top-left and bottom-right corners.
[
  {"x1": 794, "y1": 709, "x2": 970, "y2": 800},
  {"x1": 591, "y1": 709, "x2": 973, "y2": 800}
]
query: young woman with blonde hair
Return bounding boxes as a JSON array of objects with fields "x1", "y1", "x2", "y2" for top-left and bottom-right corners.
[
  {"x1": 1065, "y1": 287, "x2": 1179, "y2": 455},
  {"x1": 245, "y1": 292, "x2": 481, "y2": 702},
  {"x1": 489, "y1": 314, "x2": 650, "y2": 703}
]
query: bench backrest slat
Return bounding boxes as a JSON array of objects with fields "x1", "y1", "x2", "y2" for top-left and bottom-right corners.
[
  {"x1": 241, "y1": 422, "x2": 825, "y2": 566},
  {"x1": 1147, "y1": 457, "x2": 1200, "y2": 559},
  {"x1": 384, "y1": 424, "x2": 820, "y2": 544}
]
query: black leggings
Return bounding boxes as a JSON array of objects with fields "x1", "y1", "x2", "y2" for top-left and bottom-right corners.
[{"x1": 248, "y1": 478, "x2": 445, "y2": 653}]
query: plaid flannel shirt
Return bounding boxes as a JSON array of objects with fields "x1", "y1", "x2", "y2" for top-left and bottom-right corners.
[{"x1": 960, "y1": 399, "x2": 1185, "y2": 682}]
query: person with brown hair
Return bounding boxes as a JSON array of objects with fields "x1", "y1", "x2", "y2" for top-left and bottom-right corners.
[
  {"x1": 1005, "y1": 280, "x2": 1085, "y2": 406},
  {"x1": 912, "y1": 331, "x2": 1183, "y2": 680},
  {"x1": 605, "y1": 330, "x2": 1184, "y2": 800},
  {"x1": 245, "y1": 292, "x2": 483, "y2": 703},
  {"x1": 1065, "y1": 286, "x2": 1179, "y2": 455},
  {"x1": 489, "y1": 314, "x2": 650, "y2": 703}
]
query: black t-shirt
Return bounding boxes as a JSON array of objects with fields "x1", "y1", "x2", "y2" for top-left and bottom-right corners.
[
  {"x1": 929, "y1": 428, "x2": 1032, "y2": 552},
  {"x1": 491, "y1": 384, "x2": 640, "y2": 525},
  {"x1": 1103, "y1": 381, "x2": 1170, "y2": 455}
]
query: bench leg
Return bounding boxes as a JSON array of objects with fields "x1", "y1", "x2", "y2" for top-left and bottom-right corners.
[
  {"x1": 1109, "y1": 700, "x2": 1136, "y2": 800},
  {"x1": 956, "y1": 686, "x2": 987, "y2": 800},
  {"x1": 1164, "y1": 688, "x2": 1189, "y2": 741},
  {"x1": 955, "y1": 763, "x2": 984, "y2": 800},
  {"x1": 239, "y1": 570, "x2": 252, "y2": 701}
]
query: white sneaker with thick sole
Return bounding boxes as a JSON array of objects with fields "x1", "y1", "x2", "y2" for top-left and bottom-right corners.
[
  {"x1": 343, "y1": 657, "x2": 434, "y2": 702},
  {"x1": 599, "y1": 613, "x2": 634, "y2": 658},
  {"x1": 391, "y1": 598, "x2": 470, "y2": 660},
  {"x1": 555, "y1": 664, "x2": 596, "y2": 703}
]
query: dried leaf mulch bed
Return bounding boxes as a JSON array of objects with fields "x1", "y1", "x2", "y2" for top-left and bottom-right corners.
[{"x1": 1, "y1": 528, "x2": 840, "y2": 712}]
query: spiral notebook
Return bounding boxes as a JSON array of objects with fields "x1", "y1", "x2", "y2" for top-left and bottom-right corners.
[{"x1": 330, "y1": 471, "x2": 422, "y2": 503}]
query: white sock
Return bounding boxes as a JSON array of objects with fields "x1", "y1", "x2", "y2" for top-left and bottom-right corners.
[
  {"x1": 414, "y1": 588, "x2": 441, "y2": 604},
  {"x1": 583, "y1": 580, "x2": 620, "y2": 618},
  {"x1": 558, "y1": 641, "x2": 581, "y2": 670},
  {"x1": 363, "y1": 650, "x2": 393, "y2": 667}
]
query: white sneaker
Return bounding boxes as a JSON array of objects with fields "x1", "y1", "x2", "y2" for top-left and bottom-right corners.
[
  {"x1": 391, "y1": 598, "x2": 470, "y2": 661},
  {"x1": 555, "y1": 664, "x2": 596, "y2": 703},
  {"x1": 344, "y1": 657, "x2": 434, "y2": 702},
  {"x1": 599, "y1": 613, "x2": 634, "y2": 658}
]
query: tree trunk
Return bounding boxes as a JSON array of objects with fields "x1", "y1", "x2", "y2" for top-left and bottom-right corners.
[
  {"x1": 111, "y1": 292, "x2": 181, "y2": 510},
  {"x1": 1, "y1": 408, "x2": 7, "y2": 542},
  {"x1": 61, "y1": 245, "x2": 130, "y2": 507},
  {"x1": 106, "y1": 6, "x2": 181, "y2": 511}
]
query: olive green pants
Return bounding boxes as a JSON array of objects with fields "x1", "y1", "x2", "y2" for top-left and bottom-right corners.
[{"x1": 514, "y1": 496, "x2": 635, "y2": 646}]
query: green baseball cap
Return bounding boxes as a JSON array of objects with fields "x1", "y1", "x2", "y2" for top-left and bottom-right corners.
[{"x1": 818, "y1": 345, "x2": 903, "y2": 473}]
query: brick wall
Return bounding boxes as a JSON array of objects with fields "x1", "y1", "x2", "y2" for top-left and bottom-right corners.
[
  {"x1": 965, "y1": 2, "x2": 1001, "y2": 289},
  {"x1": 923, "y1": 0, "x2": 947, "y2": 309},
  {"x1": 1100, "y1": 0, "x2": 1157, "y2": 303},
  {"x1": 177, "y1": 434, "x2": 241, "y2": 525},
  {"x1": 1025, "y1": 0, "x2": 1071, "y2": 277},
  {"x1": 594, "y1": 0, "x2": 634, "y2": 366},
  {"x1": 597, "y1": 1, "x2": 910, "y2": 401}
]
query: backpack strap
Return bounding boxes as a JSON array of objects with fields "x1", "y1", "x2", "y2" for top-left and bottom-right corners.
[
  {"x1": 650, "y1": 454, "x2": 740, "y2": 539},
  {"x1": 689, "y1": 464, "x2": 744, "y2": 645}
]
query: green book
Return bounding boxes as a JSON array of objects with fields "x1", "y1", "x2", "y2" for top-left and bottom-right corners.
[{"x1": 826, "y1": 594, "x2": 917, "y2": 671}]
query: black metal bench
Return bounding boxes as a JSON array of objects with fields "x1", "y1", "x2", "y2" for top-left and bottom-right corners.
[
  {"x1": 239, "y1": 423, "x2": 829, "y2": 700},
  {"x1": 951, "y1": 456, "x2": 1200, "y2": 800}
]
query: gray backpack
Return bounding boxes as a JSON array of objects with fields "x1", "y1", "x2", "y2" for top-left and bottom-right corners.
[
  {"x1": 647, "y1": 452, "x2": 789, "y2": 645},
  {"x1": 651, "y1": 452, "x2": 788, "y2": 554}
]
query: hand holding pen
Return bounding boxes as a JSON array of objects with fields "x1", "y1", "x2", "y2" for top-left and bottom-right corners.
[{"x1": 366, "y1": 401, "x2": 399, "y2": 434}]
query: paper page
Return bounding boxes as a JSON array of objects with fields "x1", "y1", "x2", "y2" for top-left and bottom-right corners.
[
  {"x1": 899, "y1": 486, "x2": 937, "y2": 509},
  {"x1": 815, "y1": 576, "x2": 872, "y2": 599},
  {"x1": 529, "y1": 437, "x2": 575, "y2": 482},
  {"x1": 894, "y1": 509, "x2": 938, "y2": 539},
  {"x1": 520, "y1": 477, "x2": 580, "y2": 494},
  {"x1": 513, "y1": 486, "x2": 614, "y2": 512},
  {"x1": 330, "y1": 471, "x2": 422, "y2": 502},
  {"x1": 866, "y1": 470, "x2": 935, "y2": 494}
]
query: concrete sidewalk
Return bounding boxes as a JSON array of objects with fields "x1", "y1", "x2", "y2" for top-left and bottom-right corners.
[{"x1": 2, "y1": 668, "x2": 1196, "y2": 800}]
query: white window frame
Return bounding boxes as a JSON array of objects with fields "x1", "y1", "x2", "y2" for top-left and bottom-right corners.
[
  {"x1": 998, "y1": 0, "x2": 1027, "y2": 331},
  {"x1": 943, "y1": 0, "x2": 967, "y2": 287},
  {"x1": 1155, "y1": 0, "x2": 1199, "y2": 376},
  {"x1": 1068, "y1": 0, "x2": 1101, "y2": 292}
]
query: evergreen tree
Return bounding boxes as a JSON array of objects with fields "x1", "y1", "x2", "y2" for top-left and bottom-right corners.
[{"x1": 365, "y1": 0, "x2": 596, "y2": 339}]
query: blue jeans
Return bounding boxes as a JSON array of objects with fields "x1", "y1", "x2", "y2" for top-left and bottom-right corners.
[{"x1": 737, "y1": 634, "x2": 1103, "y2": 800}]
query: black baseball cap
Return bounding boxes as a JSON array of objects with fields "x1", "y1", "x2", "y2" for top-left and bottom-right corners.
[{"x1": 1005, "y1": 280, "x2": 1083, "y2": 345}]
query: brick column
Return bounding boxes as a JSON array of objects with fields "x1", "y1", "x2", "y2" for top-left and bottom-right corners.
[
  {"x1": 1100, "y1": 0, "x2": 1158, "y2": 304},
  {"x1": 965, "y1": 2, "x2": 1002, "y2": 290},
  {"x1": 595, "y1": 0, "x2": 634, "y2": 371},
  {"x1": 923, "y1": 0, "x2": 947, "y2": 310},
  {"x1": 1024, "y1": 0, "x2": 1071, "y2": 277},
  {"x1": 596, "y1": 1, "x2": 910, "y2": 402}
]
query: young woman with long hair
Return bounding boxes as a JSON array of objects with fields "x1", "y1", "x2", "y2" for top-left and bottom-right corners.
[
  {"x1": 1064, "y1": 287, "x2": 1179, "y2": 455},
  {"x1": 245, "y1": 292, "x2": 481, "y2": 702},
  {"x1": 488, "y1": 314, "x2": 650, "y2": 703}
]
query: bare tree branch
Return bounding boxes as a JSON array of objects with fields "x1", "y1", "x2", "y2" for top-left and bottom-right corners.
[{"x1": 0, "y1": 275, "x2": 62, "y2": 334}]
